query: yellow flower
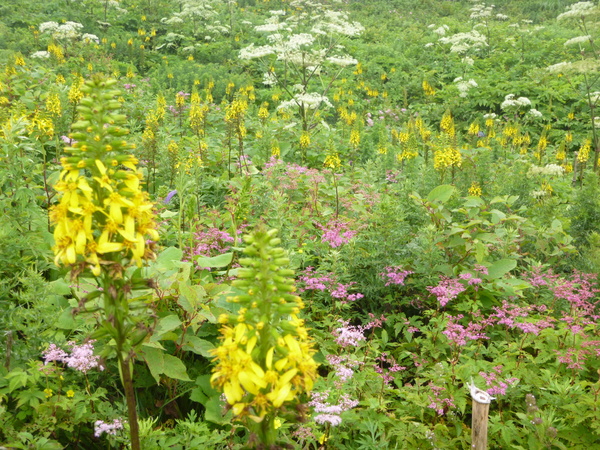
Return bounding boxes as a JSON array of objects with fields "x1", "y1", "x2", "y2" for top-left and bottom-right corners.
[
  {"x1": 299, "y1": 131, "x2": 310, "y2": 148},
  {"x1": 422, "y1": 80, "x2": 436, "y2": 96},
  {"x1": 577, "y1": 139, "x2": 591, "y2": 163},
  {"x1": 350, "y1": 129, "x2": 360, "y2": 147},
  {"x1": 66, "y1": 390, "x2": 75, "y2": 398},
  {"x1": 52, "y1": 76, "x2": 158, "y2": 274},
  {"x1": 46, "y1": 93, "x2": 62, "y2": 117},
  {"x1": 44, "y1": 388, "x2": 53, "y2": 399},
  {"x1": 210, "y1": 228, "x2": 318, "y2": 435},
  {"x1": 468, "y1": 181, "x2": 482, "y2": 197}
]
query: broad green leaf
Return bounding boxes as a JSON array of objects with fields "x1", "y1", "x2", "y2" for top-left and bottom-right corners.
[
  {"x1": 162, "y1": 354, "x2": 192, "y2": 381},
  {"x1": 427, "y1": 184, "x2": 455, "y2": 203},
  {"x1": 486, "y1": 259, "x2": 517, "y2": 279},
  {"x1": 142, "y1": 346, "x2": 164, "y2": 384},
  {"x1": 156, "y1": 247, "x2": 183, "y2": 270},
  {"x1": 182, "y1": 336, "x2": 215, "y2": 358},
  {"x1": 195, "y1": 252, "x2": 233, "y2": 268},
  {"x1": 55, "y1": 308, "x2": 76, "y2": 330},
  {"x1": 151, "y1": 315, "x2": 182, "y2": 341},
  {"x1": 204, "y1": 395, "x2": 229, "y2": 425}
]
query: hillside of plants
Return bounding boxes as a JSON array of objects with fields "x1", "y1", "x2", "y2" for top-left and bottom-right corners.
[{"x1": 2, "y1": 0, "x2": 600, "y2": 448}]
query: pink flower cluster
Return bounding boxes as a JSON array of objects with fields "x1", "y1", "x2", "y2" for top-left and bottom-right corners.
[
  {"x1": 42, "y1": 341, "x2": 103, "y2": 374},
  {"x1": 320, "y1": 220, "x2": 357, "y2": 248},
  {"x1": 326, "y1": 354, "x2": 363, "y2": 387},
  {"x1": 333, "y1": 320, "x2": 366, "y2": 348},
  {"x1": 479, "y1": 366, "x2": 519, "y2": 395},
  {"x1": 427, "y1": 383, "x2": 455, "y2": 416},
  {"x1": 94, "y1": 418, "x2": 124, "y2": 437},
  {"x1": 374, "y1": 353, "x2": 406, "y2": 387},
  {"x1": 309, "y1": 391, "x2": 359, "y2": 427},
  {"x1": 299, "y1": 267, "x2": 364, "y2": 304},
  {"x1": 190, "y1": 227, "x2": 234, "y2": 258},
  {"x1": 442, "y1": 314, "x2": 489, "y2": 347},
  {"x1": 381, "y1": 266, "x2": 413, "y2": 286},
  {"x1": 427, "y1": 276, "x2": 466, "y2": 307}
]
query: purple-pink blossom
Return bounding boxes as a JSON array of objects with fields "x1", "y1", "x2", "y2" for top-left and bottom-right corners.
[
  {"x1": 381, "y1": 266, "x2": 413, "y2": 286},
  {"x1": 320, "y1": 220, "x2": 357, "y2": 248},
  {"x1": 94, "y1": 418, "x2": 125, "y2": 437},
  {"x1": 427, "y1": 276, "x2": 466, "y2": 307},
  {"x1": 310, "y1": 391, "x2": 359, "y2": 426},
  {"x1": 333, "y1": 320, "x2": 366, "y2": 347}
]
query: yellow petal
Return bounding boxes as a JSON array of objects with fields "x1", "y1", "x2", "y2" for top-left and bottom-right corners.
[
  {"x1": 95, "y1": 159, "x2": 107, "y2": 175},
  {"x1": 238, "y1": 371, "x2": 259, "y2": 395},
  {"x1": 266, "y1": 347, "x2": 274, "y2": 370},
  {"x1": 75, "y1": 229, "x2": 86, "y2": 254},
  {"x1": 110, "y1": 203, "x2": 123, "y2": 224}
]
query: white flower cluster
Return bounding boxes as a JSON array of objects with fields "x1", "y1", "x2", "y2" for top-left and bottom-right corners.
[
  {"x1": 557, "y1": 2, "x2": 596, "y2": 21},
  {"x1": 439, "y1": 30, "x2": 488, "y2": 54},
  {"x1": 500, "y1": 94, "x2": 532, "y2": 111},
  {"x1": 564, "y1": 35, "x2": 591, "y2": 47},
  {"x1": 483, "y1": 113, "x2": 497, "y2": 120},
  {"x1": 81, "y1": 33, "x2": 100, "y2": 44},
  {"x1": 327, "y1": 55, "x2": 358, "y2": 67},
  {"x1": 255, "y1": 21, "x2": 289, "y2": 33},
  {"x1": 528, "y1": 164, "x2": 565, "y2": 177},
  {"x1": 312, "y1": 10, "x2": 364, "y2": 37},
  {"x1": 239, "y1": 43, "x2": 275, "y2": 59},
  {"x1": 30, "y1": 51, "x2": 50, "y2": 59},
  {"x1": 462, "y1": 56, "x2": 475, "y2": 66},
  {"x1": 470, "y1": 3, "x2": 494, "y2": 20},
  {"x1": 429, "y1": 24, "x2": 449, "y2": 36},
  {"x1": 39, "y1": 21, "x2": 84, "y2": 41},
  {"x1": 496, "y1": 14, "x2": 509, "y2": 20},
  {"x1": 547, "y1": 59, "x2": 600, "y2": 74},
  {"x1": 278, "y1": 92, "x2": 333, "y2": 111},
  {"x1": 262, "y1": 71, "x2": 277, "y2": 86},
  {"x1": 531, "y1": 189, "x2": 550, "y2": 199},
  {"x1": 454, "y1": 77, "x2": 478, "y2": 98},
  {"x1": 527, "y1": 108, "x2": 543, "y2": 119}
]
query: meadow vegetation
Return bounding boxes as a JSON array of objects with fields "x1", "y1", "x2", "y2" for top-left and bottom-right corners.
[{"x1": 1, "y1": 0, "x2": 600, "y2": 448}]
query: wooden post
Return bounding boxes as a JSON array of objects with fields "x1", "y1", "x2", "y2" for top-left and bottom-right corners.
[{"x1": 469, "y1": 380, "x2": 494, "y2": 450}]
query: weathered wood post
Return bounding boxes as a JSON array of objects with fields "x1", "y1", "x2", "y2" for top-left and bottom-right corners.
[{"x1": 469, "y1": 380, "x2": 494, "y2": 449}]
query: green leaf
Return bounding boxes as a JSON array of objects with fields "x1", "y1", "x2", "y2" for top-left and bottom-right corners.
[
  {"x1": 156, "y1": 247, "x2": 183, "y2": 270},
  {"x1": 195, "y1": 252, "x2": 233, "y2": 268},
  {"x1": 162, "y1": 354, "x2": 192, "y2": 381},
  {"x1": 427, "y1": 185, "x2": 455, "y2": 203},
  {"x1": 142, "y1": 346, "x2": 191, "y2": 382},
  {"x1": 204, "y1": 395, "x2": 229, "y2": 425},
  {"x1": 381, "y1": 329, "x2": 388, "y2": 347},
  {"x1": 182, "y1": 336, "x2": 215, "y2": 358},
  {"x1": 151, "y1": 315, "x2": 182, "y2": 341},
  {"x1": 486, "y1": 259, "x2": 517, "y2": 279},
  {"x1": 142, "y1": 346, "x2": 164, "y2": 384},
  {"x1": 55, "y1": 308, "x2": 76, "y2": 330}
]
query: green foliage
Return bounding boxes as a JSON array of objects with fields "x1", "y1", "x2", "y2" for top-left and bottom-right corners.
[{"x1": 2, "y1": 0, "x2": 600, "y2": 448}]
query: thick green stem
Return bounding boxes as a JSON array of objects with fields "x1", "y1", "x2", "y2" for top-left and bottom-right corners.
[{"x1": 120, "y1": 357, "x2": 140, "y2": 450}]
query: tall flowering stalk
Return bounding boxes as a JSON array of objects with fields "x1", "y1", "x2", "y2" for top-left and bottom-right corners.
[
  {"x1": 51, "y1": 76, "x2": 159, "y2": 450},
  {"x1": 211, "y1": 227, "x2": 318, "y2": 447}
]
